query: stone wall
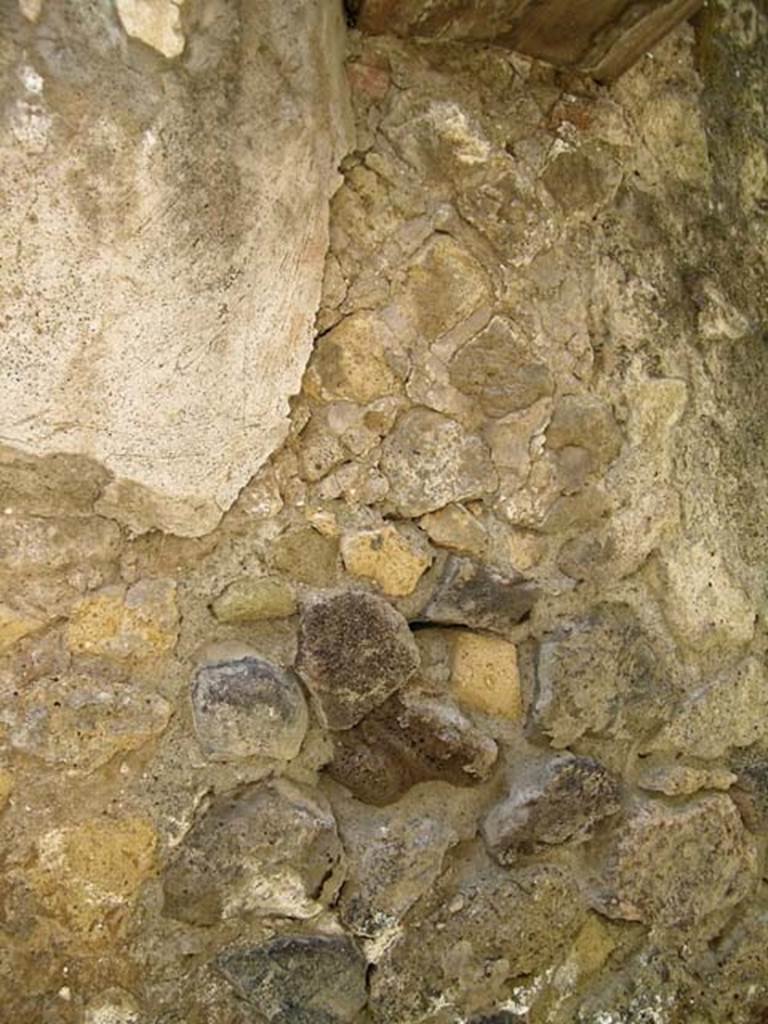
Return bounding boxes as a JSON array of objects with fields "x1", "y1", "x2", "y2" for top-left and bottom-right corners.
[{"x1": 1, "y1": 1, "x2": 768, "y2": 1022}]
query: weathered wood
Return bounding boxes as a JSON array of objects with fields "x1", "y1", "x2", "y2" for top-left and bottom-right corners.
[{"x1": 355, "y1": 0, "x2": 705, "y2": 80}]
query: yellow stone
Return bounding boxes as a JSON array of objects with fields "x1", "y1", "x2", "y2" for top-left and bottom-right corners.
[
  {"x1": 32, "y1": 818, "x2": 157, "y2": 940},
  {"x1": 67, "y1": 579, "x2": 179, "y2": 662},
  {"x1": 0, "y1": 770, "x2": 13, "y2": 811},
  {"x1": 306, "y1": 312, "x2": 402, "y2": 404},
  {"x1": 451, "y1": 631, "x2": 521, "y2": 719},
  {"x1": 419, "y1": 504, "x2": 487, "y2": 558},
  {"x1": 341, "y1": 525, "x2": 431, "y2": 597},
  {"x1": 0, "y1": 603, "x2": 44, "y2": 653}
]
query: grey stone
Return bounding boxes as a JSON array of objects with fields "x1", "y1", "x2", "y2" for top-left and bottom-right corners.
[
  {"x1": 327, "y1": 691, "x2": 498, "y2": 805},
  {"x1": 482, "y1": 755, "x2": 622, "y2": 863},
  {"x1": 217, "y1": 934, "x2": 368, "y2": 1024},
  {"x1": 590, "y1": 795, "x2": 757, "y2": 930},
  {"x1": 424, "y1": 555, "x2": 540, "y2": 634},
  {"x1": 191, "y1": 656, "x2": 308, "y2": 762},
  {"x1": 296, "y1": 590, "x2": 420, "y2": 729},
  {"x1": 337, "y1": 802, "x2": 459, "y2": 937},
  {"x1": 531, "y1": 604, "x2": 670, "y2": 748},
  {"x1": 369, "y1": 853, "x2": 585, "y2": 1022},
  {"x1": 380, "y1": 409, "x2": 498, "y2": 517},
  {"x1": 162, "y1": 779, "x2": 344, "y2": 925}
]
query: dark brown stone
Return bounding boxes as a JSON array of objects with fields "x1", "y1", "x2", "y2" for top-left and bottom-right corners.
[
  {"x1": 327, "y1": 691, "x2": 497, "y2": 805},
  {"x1": 296, "y1": 590, "x2": 420, "y2": 729},
  {"x1": 424, "y1": 555, "x2": 540, "y2": 634}
]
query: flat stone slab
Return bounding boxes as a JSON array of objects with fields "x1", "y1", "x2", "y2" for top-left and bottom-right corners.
[{"x1": 1, "y1": 1, "x2": 349, "y2": 535}]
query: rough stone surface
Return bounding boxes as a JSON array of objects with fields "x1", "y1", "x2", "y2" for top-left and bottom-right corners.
[
  {"x1": 450, "y1": 630, "x2": 522, "y2": 719},
  {"x1": 327, "y1": 690, "x2": 498, "y2": 805},
  {"x1": 340, "y1": 524, "x2": 431, "y2": 596},
  {"x1": 0, "y1": 0, "x2": 350, "y2": 535},
  {"x1": 66, "y1": 578, "x2": 179, "y2": 662},
  {"x1": 211, "y1": 577, "x2": 297, "y2": 623},
  {"x1": 591, "y1": 796, "x2": 757, "y2": 930},
  {"x1": 370, "y1": 855, "x2": 586, "y2": 1022},
  {"x1": 191, "y1": 656, "x2": 308, "y2": 762},
  {"x1": 420, "y1": 503, "x2": 488, "y2": 557},
  {"x1": 425, "y1": 555, "x2": 540, "y2": 634},
  {"x1": 163, "y1": 779, "x2": 343, "y2": 925},
  {"x1": 1, "y1": 672, "x2": 172, "y2": 772},
  {"x1": 532, "y1": 605, "x2": 670, "y2": 749},
  {"x1": 217, "y1": 934, "x2": 368, "y2": 1024},
  {"x1": 305, "y1": 312, "x2": 404, "y2": 403},
  {"x1": 0, "y1": 603, "x2": 43, "y2": 652},
  {"x1": 270, "y1": 527, "x2": 340, "y2": 587},
  {"x1": 482, "y1": 756, "x2": 622, "y2": 862},
  {"x1": 336, "y1": 799, "x2": 458, "y2": 937},
  {"x1": 296, "y1": 590, "x2": 420, "y2": 729},
  {"x1": 380, "y1": 409, "x2": 498, "y2": 517}
]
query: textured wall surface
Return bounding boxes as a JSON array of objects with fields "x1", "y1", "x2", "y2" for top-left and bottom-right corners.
[
  {"x1": 0, "y1": 0, "x2": 350, "y2": 535},
  {"x1": 1, "y1": 1, "x2": 768, "y2": 1022}
]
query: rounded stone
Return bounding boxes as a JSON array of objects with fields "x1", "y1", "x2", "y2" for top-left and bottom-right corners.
[
  {"x1": 191, "y1": 656, "x2": 308, "y2": 762},
  {"x1": 296, "y1": 590, "x2": 419, "y2": 729}
]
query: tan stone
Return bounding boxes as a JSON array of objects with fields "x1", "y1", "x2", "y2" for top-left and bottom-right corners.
[
  {"x1": 306, "y1": 313, "x2": 403, "y2": 404},
  {"x1": 67, "y1": 579, "x2": 179, "y2": 662},
  {"x1": 32, "y1": 818, "x2": 157, "y2": 939},
  {"x1": 0, "y1": 603, "x2": 44, "y2": 653},
  {"x1": 0, "y1": 770, "x2": 13, "y2": 811},
  {"x1": 451, "y1": 631, "x2": 522, "y2": 719},
  {"x1": 211, "y1": 577, "x2": 297, "y2": 624},
  {"x1": 420, "y1": 504, "x2": 487, "y2": 557},
  {"x1": 116, "y1": 0, "x2": 186, "y2": 58},
  {"x1": 269, "y1": 527, "x2": 340, "y2": 587},
  {"x1": 341, "y1": 525, "x2": 431, "y2": 597}
]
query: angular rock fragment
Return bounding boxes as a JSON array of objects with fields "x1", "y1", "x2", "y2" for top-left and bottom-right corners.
[
  {"x1": 532, "y1": 604, "x2": 668, "y2": 748},
  {"x1": 296, "y1": 590, "x2": 419, "y2": 729},
  {"x1": 590, "y1": 796, "x2": 757, "y2": 929},
  {"x1": 369, "y1": 854, "x2": 585, "y2": 1022},
  {"x1": 450, "y1": 630, "x2": 522, "y2": 719},
  {"x1": 327, "y1": 691, "x2": 498, "y2": 805},
  {"x1": 482, "y1": 755, "x2": 621, "y2": 862},
  {"x1": 545, "y1": 394, "x2": 622, "y2": 474},
  {"x1": 340, "y1": 524, "x2": 431, "y2": 597},
  {"x1": 448, "y1": 316, "x2": 554, "y2": 417},
  {"x1": 163, "y1": 779, "x2": 344, "y2": 925},
  {"x1": 380, "y1": 409, "x2": 498, "y2": 517},
  {"x1": 191, "y1": 656, "x2": 308, "y2": 762},
  {"x1": 218, "y1": 934, "x2": 368, "y2": 1024},
  {"x1": 337, "y1": 801, "x2": 458, "y2": 937},
  {"x1": 424, "y1": 555, "x2": 540, "y2": 634},
  {"x1": 637, "y1": 763, "x2": 737, "y2": 797}
]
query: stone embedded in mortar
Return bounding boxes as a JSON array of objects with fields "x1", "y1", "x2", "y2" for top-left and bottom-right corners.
[
  {"x1": 163, "y1": 779, "x2": 344, "y2": 926},
  {"x1": 83, "y1": 988, "x2": 141, "y2": 1024},
  {"x1": 304, "y1": 312, "x2": 404, "y2": 404},
  {"x1": 531, "y1": 604, "x2": 668, "y2": 748},
  {"x1": 590, "y1": 795, "x2": 757, "y2": 930},
  {"x1": 0, "y1": 769, "x2": 13, "y2": 812},
  {"x1": 728, "y1": 746, "x2": 768, "y2": 834},
  {"x1": 1, "y1": 672, "x2": 172, "y2": 772},
  {"x1": 211, "y1": 576, "x2": 297, "y2": 624},
  {"x1": 369, "y1": 854, "x2": 585, "y2": 1023},
  {"x1": 545, "y1": 393, "x2": 622, "y2": 477},
  {"x1": 296, "y1": 590, "x2": 419, "y2": 729},
  {"x1": 448, "y1": 316, "x2": 554, "y2": 418},
  {"x1": 420, "y1": 503, "x2": 488, "y2": 557},
  {"x1": 380, "y1": 409, "x2": 498, "y2": 517},
  {"x1": 269, "y1": 527, "x2": 340, "y2": 587},
  {"x1": 66, "y1": 578, "x2": 179, "y2": 663},
  {"x1": 424, "y1": 555, "x2": 540, "y2": 634},
  {"x1": 190, "y1": 656, "x2": 308, "y2": 762},
  {"x1": 327, "y1": 690, "x2": 498, "y2": 805},
  {"x1": 340, "y1": 524, "x2": 432, "y2": 597},
  {"x1": 541, "y1": 141, "x2": 623, "y2": 216},
  {"x1": 637, "y1": 763, "x2": 737, "y2": 797},
  {"x1": 30, "y1": 818, "x2": 157, "y2": 941},
  {"x1": 645, "y1": 658, "x2": 768, "y2": 760},
  {"x1": 482, "y1": 755, "x2": 622, "y2": 863},
  {"x1": 2, "y1": 0, "x2": 350, "y2": 536},
  {"x1": 0, "y1": 603, "x2": 44, "y2": 653},
  {"x1": 217, "y1": 934, "x2": 368, "y2": 1024},
  {"x1": 337, "y1": 801, "x2": 458, "y2": 938},
  {"x1": 450, "y1": 630, "x2": 522, "y2": 719}
]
